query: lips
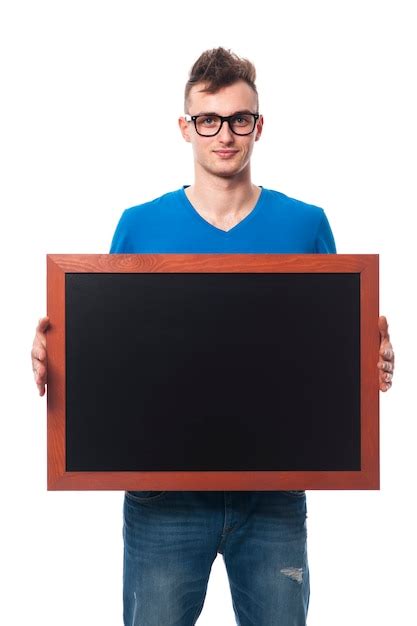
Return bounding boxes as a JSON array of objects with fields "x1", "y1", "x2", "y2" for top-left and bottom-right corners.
[{"x1": 214, "y1": 150, "x2": 238, "y2": 156}]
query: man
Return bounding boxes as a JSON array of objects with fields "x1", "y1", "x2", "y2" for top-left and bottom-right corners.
[{"x1": 31, "y1": 47, "x2": 394, "y2": 626}]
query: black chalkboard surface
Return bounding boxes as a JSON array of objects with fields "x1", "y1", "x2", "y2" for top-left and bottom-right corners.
[
  {"x1": 47, "y1": 254, "x2": 379, "y2": 490},
  {"x1": 66, "y1": 272, "x2": 360, "y2": 472}
]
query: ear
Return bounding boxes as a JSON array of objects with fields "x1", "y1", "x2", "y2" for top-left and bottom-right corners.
[
  {"x1": 178, "y1": 116, "x2": 192, "y2": 143},
  {"x1": 254, "y1": 115, "x2": 264, "y2": 142}
]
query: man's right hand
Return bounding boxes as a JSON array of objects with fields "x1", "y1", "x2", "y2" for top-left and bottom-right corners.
[{"x1": 31, "y1": 316, "x2": 50, "y2": 396}]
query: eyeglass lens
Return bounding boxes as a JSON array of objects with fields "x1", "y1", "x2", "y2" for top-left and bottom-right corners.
[{"x1": 196, "y1": 114, "x2": 256, "y2": 136}]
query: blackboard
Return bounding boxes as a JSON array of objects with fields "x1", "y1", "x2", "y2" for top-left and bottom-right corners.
[{"x1": 47, "y1": 254, "x2": 379, "y2": 490}]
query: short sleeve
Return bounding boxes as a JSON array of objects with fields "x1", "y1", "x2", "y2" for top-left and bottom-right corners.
[
  {"x1": 109, "y1": 210, "x2": 130, "y2": 253},
  {"x1": 315, "y1": 211, "x2": 337, "y2": 253}
]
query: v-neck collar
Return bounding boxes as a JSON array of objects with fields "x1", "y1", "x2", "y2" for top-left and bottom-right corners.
[{"x1": 179, "y1": 185, "x2": 265, "y2": 235}]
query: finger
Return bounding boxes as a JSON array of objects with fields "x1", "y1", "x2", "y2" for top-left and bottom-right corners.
[
  {"x1": 35, "y1": 317, "x2": 50, "y2": 348},
  {"x1": 34, "y1": 361, "x2": 47, "y2": 385},
  {"x1": 379, "y1": 345, "x2": 394, "y2": 359},
  {"x1": 34, "y1": 334, "x2": 48, "y2": 354},
  {"x1": 31, "y1": 346, "x2": 47, "y2": 362},
  {"x1": 378, "y1": 315, "x2": 390, "y2": 341},
  {"x1": 377, "y1": 361, "x2": 393, "y2": 372},
  {"x1": 379, "y1": 369, "x2": 393, "y2": 389},
  {"x1": 36, "y1": 316, "x2": 50, "y2": 333},
  {"x1": 380, "y1": 381, "x2": 392, "y2": 392},
  {"x1": 379, "y1": 348, "x2": 395, "y2": 370},
  {"x1": 381, "y1": 372, "x2": 393, "y2": 384}
]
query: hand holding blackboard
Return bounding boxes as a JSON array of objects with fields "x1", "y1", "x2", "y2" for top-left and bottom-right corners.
[
  {"x1": 31, "y1": 316, "x2": 49, "y2": 396},
  {"x1": 377, "y1": 316, "x2": 395, "y2": 391}
]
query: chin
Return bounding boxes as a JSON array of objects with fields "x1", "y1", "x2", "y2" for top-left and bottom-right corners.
[
  {"x1": 216, "y1": 171, "x2": 241, "y2": 179},
  {"x1": 202, "y1": 158, "x2": 247, "y2": 179},
  {"x1": 212, "y1": 163, "x2": 245, "y2": 178}
]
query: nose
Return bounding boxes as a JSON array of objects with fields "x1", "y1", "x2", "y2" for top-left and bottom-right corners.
[{"x1": 217, "y1": 119, "x2": 235, "y2": 142}]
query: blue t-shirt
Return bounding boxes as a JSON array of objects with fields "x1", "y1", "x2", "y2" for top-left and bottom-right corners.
[{"x1": 110, "y1": 186, "x2": 336, "y2": 254}]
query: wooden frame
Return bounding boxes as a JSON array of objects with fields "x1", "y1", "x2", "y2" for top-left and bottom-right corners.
[{"x1": 47, "y1": 254, "x2": 379, "y2": 491}]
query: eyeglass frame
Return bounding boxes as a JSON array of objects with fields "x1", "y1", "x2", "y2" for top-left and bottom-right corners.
[{"x1": 184, "y1": 112, "x2": 260, "y2": 137}]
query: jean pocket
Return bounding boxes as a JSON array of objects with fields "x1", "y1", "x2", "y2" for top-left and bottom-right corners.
[
  {"x1": 125, "y1": 491, "x2": 168, "y2": 503},
  {"x1": 285, "y1": 490, "x2": 306, "y2": 497}
]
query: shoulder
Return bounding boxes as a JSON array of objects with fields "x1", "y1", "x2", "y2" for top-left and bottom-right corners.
[
  {"x1": 121, "y1": 188, "x2": 183, "y2": 222},
  {"x1": 262, "y1": 188, "x2": 325, "y2": 219},
  {"x1": 259, "y1": 188, "x2": 336, "y2": 252},
  {"x1": 109, "y1": 188, "x2": 184, "y2": 253}
]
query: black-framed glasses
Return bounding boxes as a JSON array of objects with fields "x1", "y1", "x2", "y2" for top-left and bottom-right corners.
[{"x1": 184, "y1": 112, "x2": 260, "y2": 137}]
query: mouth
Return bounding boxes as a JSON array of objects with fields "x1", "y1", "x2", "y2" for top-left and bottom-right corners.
[{"x1": 213, "y1": 150, "x2": 239, "y2": 158}]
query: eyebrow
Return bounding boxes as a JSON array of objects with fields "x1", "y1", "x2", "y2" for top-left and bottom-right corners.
[{"x1": 194, "y1": 109, "x2": 256, "y2": 116}]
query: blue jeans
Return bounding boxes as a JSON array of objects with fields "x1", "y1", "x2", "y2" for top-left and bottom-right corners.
[{"x1": 123, "y1": 490, "x2": 309, "y2": 626}]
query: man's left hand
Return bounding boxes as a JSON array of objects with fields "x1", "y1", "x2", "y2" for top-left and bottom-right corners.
[{"x1": 378, "y1": 316, "x2": 394, "y2": 392}]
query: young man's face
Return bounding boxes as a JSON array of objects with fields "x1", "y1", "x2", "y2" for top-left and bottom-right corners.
[{"x1": 179, "y1": 80, "x2": 263, "y2": 180}]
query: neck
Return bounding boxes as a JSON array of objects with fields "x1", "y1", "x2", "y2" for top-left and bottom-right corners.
[{"x1": 186, "y1": 164, "x2": 260, "y2": 224}]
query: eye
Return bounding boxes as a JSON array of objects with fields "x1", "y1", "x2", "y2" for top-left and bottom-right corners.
[
  {"x1": 201, "y1": 116, "x2": 218, "y2": 126},
  {"x1": 232, "y1": 115, "x2": 251, "y2": 126}
]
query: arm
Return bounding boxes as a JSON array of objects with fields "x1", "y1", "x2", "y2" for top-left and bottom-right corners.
[
  {"x1": 378, "y1": 315, "x2": 394, "y2": 392},
  {"x1": 315, "y1": 214, "x2": 394, "y2": 392},
  {"x1": 32, "y1": 211, "x2": 123, "y2": 396},
  {"x1": 31, "y1": 316, "x2": 50, "y2": 396}
]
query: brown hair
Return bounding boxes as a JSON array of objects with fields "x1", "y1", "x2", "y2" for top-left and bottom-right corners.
[{"x1": 184, "y1": 47, "x2": 258, "y2": 112}]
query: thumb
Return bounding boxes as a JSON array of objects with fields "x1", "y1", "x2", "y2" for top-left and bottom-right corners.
[
  {"x1": 37, "y1": 316, "x2": 50, "y2": 333},
  {"x1": 378, "y1": 315, "x2": 390, "y2": 341}
]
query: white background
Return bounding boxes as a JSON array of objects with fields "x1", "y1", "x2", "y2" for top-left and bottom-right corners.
[{"x1": 0, "y1": 1, "x2": 415, "y2": 624}]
